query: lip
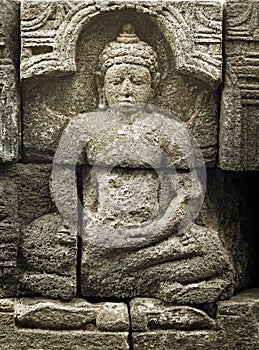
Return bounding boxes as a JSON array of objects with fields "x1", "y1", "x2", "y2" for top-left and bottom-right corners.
[{"x1": 118, "y1": 100, "x2": 135, "y2": 105}]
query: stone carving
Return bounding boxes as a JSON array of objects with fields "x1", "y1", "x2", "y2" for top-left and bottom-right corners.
[
  {"x1": 130, "y1": 298, "x2": 216, "y2": 331},
  {"x1": 0, "y1": 165, "x2": 19, "y2": 297},
  {"x1": 0, "y1": 291, "x2": 258, "y2": 349},
  {"x1": 18, "y1": 213, "x2": 77, "y2": 300},
  {"x1": 0, "y1": 298, "x2": 130, "y2": 350},
  {"x1": 16, "y1": 164, "x2": 78, "y2": 300},
  {"x1": 219, "y1": 0, "x2": 259, "y2": 170},
  {"x1": 0, "y1": 164, "x2": 77, "y2": 300},
  {"x1": 132, "y1": 290, "x2": 259, "y2": 350},
  {"x1": 15, "y1": 298, "x2": 129, "y2": 331},
  {"x1": 21, "y1": 0, "x2": 222, "y2": 165},
  {"x1": 0, "y1": 1, "x2": 257, "y2": 348},
  {"x1": 21, "y1": 0, "x2": 222, "y2": 82},
  {"x1": 81, "y1": 25, "x2": 235, "y2": 306},
  {"x1": 0, "y1": 0, "x2": 20, "y2": 162}
]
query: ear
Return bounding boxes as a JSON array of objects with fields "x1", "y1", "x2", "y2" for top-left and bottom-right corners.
[{"x1": 95, "y1": 71, "x2": 107, "y2": 110}]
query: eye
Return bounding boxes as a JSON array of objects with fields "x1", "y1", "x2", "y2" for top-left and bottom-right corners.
[
  {"x1": 106, "y1": 77, "x2": 122, "y2": 86},
  {"x1": 110, "y1": 77, "x2": 123, "y2": 85},
  {"x1": 132, "y1": 77, "x2": 145, "y2": 85},
  {"x1": 112, "y1": 80, "x2": 122, "y2": 86}
]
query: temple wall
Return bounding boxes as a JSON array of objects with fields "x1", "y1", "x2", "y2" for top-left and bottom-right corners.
[{"x1": 0, "y1": 1, "x2": 258, "y2": 349}]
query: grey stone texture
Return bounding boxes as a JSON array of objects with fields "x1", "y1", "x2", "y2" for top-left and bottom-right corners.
[
  {"x1": 15, "y1": 298, "x2": 129, "y2": 332},
  {"x1": 0, "y1": 0, "x2": 257, "y2": 348},
  {"x1": 196, "y1": 170, "x2": 251, "y2": 291},
  {"x1": 79, "y1": 19, "x2": 247, "y2": 305},
  {"x1": 130, "y1": 298, "x2": 216, "y2": 331},
  {"x1": 18, "y1": 212, "x2": 77, "y2": 300},
  {"x1": 81, "y1": 169, "x2": 248, "y2": 305},
  {"x1": 0, "y1": 165, "x2": 21, "y2": 297},
  {"x1": 219, "y1": 0, "x2": 259, "y2": 170},
  {"x1": 21, "y1": 0, "x2": 222, "y2": 166},
  {"x1": 0, "y1": 0, "x2": 20, "y2": 162},
  {"x1": 132, "y1": 289, "x2": 259, "y2": 350},
  {"x1": 0, "y1": 298, "x2": 130, "y2": 350},
  {"x1": 216, "y1": 289, "x2": 259, "y2": 349},
  {"x1": 0, "y1": 164, "x2": 77, "y2": 300}
]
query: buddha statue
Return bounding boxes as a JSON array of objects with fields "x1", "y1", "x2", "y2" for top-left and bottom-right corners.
[{"x1": 81, "y1": 24, "x2": 235, "y2": 307}]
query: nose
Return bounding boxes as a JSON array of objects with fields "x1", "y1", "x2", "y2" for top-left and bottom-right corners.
[{"x1": 121, "y1": 77, "x2": 132, "y2": 97}]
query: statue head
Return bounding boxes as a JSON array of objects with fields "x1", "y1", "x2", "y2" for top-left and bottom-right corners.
[{"x1": 96, "y1": 24, "x2": 160, "y2": 114}]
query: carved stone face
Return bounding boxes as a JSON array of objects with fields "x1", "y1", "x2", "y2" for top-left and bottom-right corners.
[{"x1": 104, "y1": 63, "x2": 152, "y2": 114}]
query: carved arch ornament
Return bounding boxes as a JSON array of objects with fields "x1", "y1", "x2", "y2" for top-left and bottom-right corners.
[{"x1": 21, "y1": 1, "x2": 222, "y2": 84}]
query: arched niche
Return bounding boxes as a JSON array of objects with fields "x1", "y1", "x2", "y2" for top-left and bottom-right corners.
[{"x1": 21, "y1": 1, "x2": 222, "y2": 84}]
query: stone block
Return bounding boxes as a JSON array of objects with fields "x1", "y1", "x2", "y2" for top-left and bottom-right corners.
[
  {"x1": 16, "y1": 164, "x2": 78, "y2": 300},
  {"x1": 15, "y1": 298, "x2": 129, "y2": 332},
  {"x1": 18, "y1": 212, "x2": 77, "y2": 300},
  {"x1": 219, "y1": 0, "x2": 259, "y2": 170},
  {"x1": 0, "y1": 167, "x2": 19, "y2": 268},
  {"x1": 132, "y1": 289, "x2": 259, "y2": 350},
  {"x1": 0, "y1": 298, "x2": 130, "y2": 350},
  {"x1": 130, "y1": 298, "x2": 216, "y2": 331},
  {"x1": 0, "y1": 165, "x2": 19, "y2": 297},
  {"x1": 216, "y1": 289, "x2": 259, "y2": 349},
  {"x1": 133, "y1": 331, "x2": 219, "y2": 350},
  {"x1": 21, "y1": 0, "x2": 222, "y2": 166},
  {"x1": 0, "y1": 164, "x2": 77, "y2": 300},
  {"x1": 0, "y1": 0, "x2": 20, "y2": 162},
  {"x1": 5, "y1": 163, "x2": 55, "y2": 227}
]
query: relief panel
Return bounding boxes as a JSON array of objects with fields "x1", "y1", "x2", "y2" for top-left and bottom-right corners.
[
  {"x1": 219, "y1": 0, "x2": 259, "y2": 170},
  {"x1": 0, "y1": 0, "x2": 20, "y2": 162},
  {"x1": 21, "y1": 0, "x2": 222, "y2": 166}
]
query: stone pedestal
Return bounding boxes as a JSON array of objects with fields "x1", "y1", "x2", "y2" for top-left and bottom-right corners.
[
  {"x1": 0, "y1": 298, "x2": 130, "y2": 350},
  {"x1": 131, "y1": 289, "x2": 259, "y2": 349}
]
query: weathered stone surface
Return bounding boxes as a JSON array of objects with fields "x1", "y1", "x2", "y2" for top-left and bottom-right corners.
[
  {"x1": 0, "y1": 298, "x2": 129, "y2": 350},
  {"x1": 18, "y1": 213, "x2": 77, "y2": 300},
  {"x1": 196, "y1": 170, "x2": 251, "y2": 291},
  {"x1": 6, "y1": 164, "x2": 55, "y2": 227},
  {"x1": 79, "y1": 26, "x2": 242, "y2": 306},
  {"x1": 219, "y1": 0, "x2": 259, "y2": 170},
  {"x1": 132, "y1": 289, "x2": 259, "y2": 350},
  {"x1": 0, "y1": 164, "x2": 77, "y2": 300},
  {"x1": 0, "y1": 165, "x2": 19, "y2": 297},
  {"x1": 216, "y1": 289, "x2": 259, "y2": 349},
  {"x1": 81, "y1": 222, "x2": 235, "y2": 304},
  {"x1": 81, "y1": 168, "x2": 251, "y2": 306},
  {"x1": 133, "y1": 331, "x2": 219, "y2": 350},
  {"x1": 15, "y1": 298, "x2": 129, "y2": 332},
  {"x1": 0, "y1": 0, "x2": 20, "y2": 162},
  {"x1": 21, "y1": 0, "x2": 222, "y2": 166},
  {"x1": 0, "y1": 168, "x2": 19, "y2": 268},
  {"x1": 130, "y1": 298, "x2": 216, "y2": 331},
  {"x1": 81, "y1": 172, "x2": 235, "y2": 303},
  {"x1": 16, "y1": 164, "x2": 78, "y2": 300},
  {"x1": 80, "y1": 23, "x2": 242, "y2": 306}
]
